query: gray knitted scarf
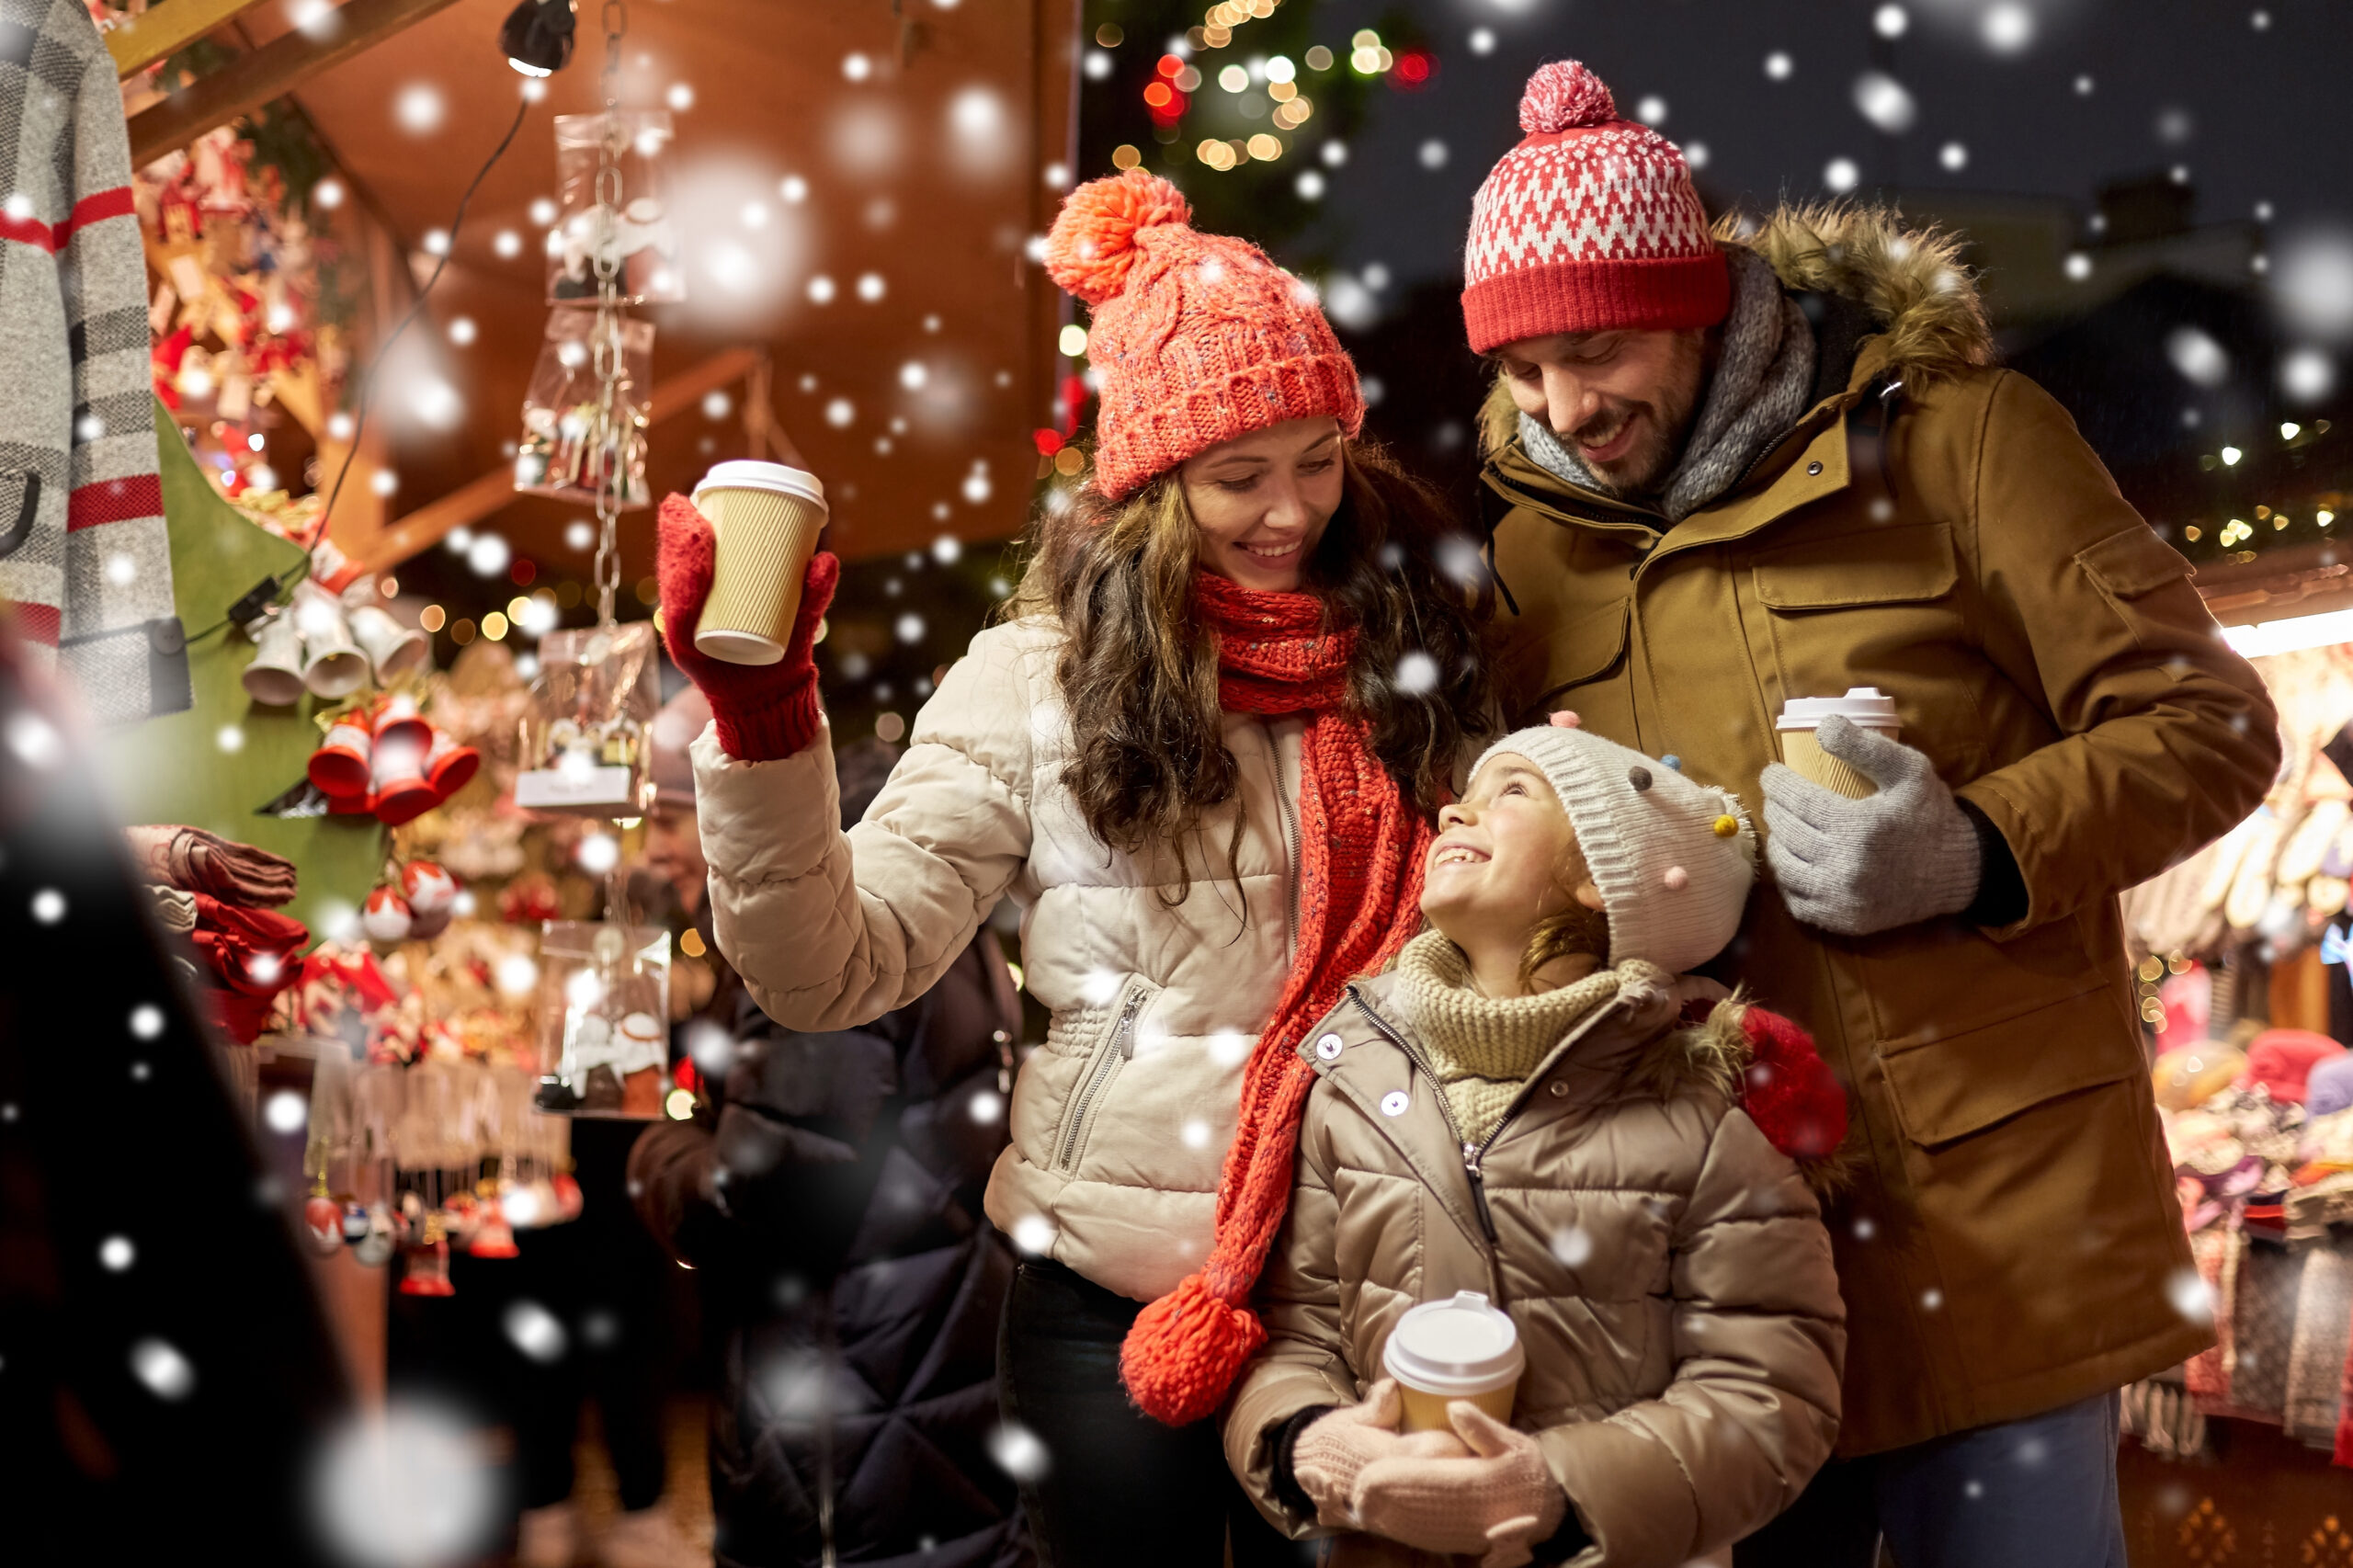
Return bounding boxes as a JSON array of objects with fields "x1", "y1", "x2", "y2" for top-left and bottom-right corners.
[{"x1": 1519, "y1": 245, "x2": 1817, "y2": 523}]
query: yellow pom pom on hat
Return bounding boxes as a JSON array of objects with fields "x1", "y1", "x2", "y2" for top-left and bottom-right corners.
[{"x1": 1042, "y1": 169, "x2": 1366, "y2": 501}]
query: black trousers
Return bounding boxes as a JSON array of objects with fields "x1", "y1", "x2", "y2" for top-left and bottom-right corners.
[{"x1": 1000, "y1": 1260, "x2": 1313, "y2": 1568}]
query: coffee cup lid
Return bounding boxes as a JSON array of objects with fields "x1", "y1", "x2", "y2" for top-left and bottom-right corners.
[
  {"x1": 695, "y1": 459, "x2": 826, "y2": 510},
  {"x1": 1776, "y1": 686, "x2": 1899, "y2": 732},
  {"x1": 1380, "y1": 1290, "x2": 1524, "y2": 1395}
]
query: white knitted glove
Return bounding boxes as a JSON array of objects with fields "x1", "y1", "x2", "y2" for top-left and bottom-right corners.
[
  {"x1": 1760, "y1": 714, "x2": 1981, "y2": 936},
  {"x1": 1293, "y1": 1381, "x2": 1471, "y2": 1529},
  {"x1": 1348, "y1": 1403, "x2": 1566, "y2": 1568}
]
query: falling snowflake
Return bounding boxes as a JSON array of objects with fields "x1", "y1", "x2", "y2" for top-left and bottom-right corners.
[
  {"x1": 2165, "y1": 1267, "x2": 2215, "y2": 1324},
  {"x1": 1823, "y1": 158, "x2": 1860, "y2": 194},
  {"x1": 1394, "y1": 651, "x2": 1440, "y2": 696},
  {"x1": 988, "y1": 1422, "x2": 1052, "y2": 1482},
  {"x1": 311, "y1": 1402, "x2": 498, "y2": 1568},
  {"x1": 1980, "y1": 3, "x2": 2033, "y2": 52},
  {"x1": 2281, "y1": 347, "x2": 2336, "y2": 402},
  {"x1": 264, "y1": 1089, "x2": 307, "y2": 1134},
  {"x1": 129, "y1": 1337, "x2": 195, "y2": 1400},
  {"x1": 1436, "y1": 535, "x2": 1484, "y2": 587},
  {"x1": 1939, "y1": 142, "x2": 1968, "y2": 172},
  {"x1": 895, "y1": 614, "x2": 926, "y2": 644},
  {"x1": 1011, "y1": 1215, "x2": 1057, "y2": 1255},
  {"x1": 2165, "y1": 326, "x2": 2230, "y2": 387},
  {"x1": 2273, "y1": 230, "x2": 2353, "y2": 341},
  {"x1": 1417, "y1": 140, "x2": 1449, "y2": 170},
  {"x1": 1851, "y1": 73, "x2": 1916, "y2": 134},
  {"x1": 1551, "y1": 1225, "x2": 1593, "y2": 1267},
  {"x1": 969, "y1": 1090, "x2": 1005, "y2": 1124},
  {"x1": 1763, "y1": 51, "x2": 1793, "y2": 82},
  {"x1": 504, "y1": 1301, "x2": 569, "y2": 1364}
]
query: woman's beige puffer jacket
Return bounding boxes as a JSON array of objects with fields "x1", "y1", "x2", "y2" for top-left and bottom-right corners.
[
  {"x1": 1223, "y1": 967, "x2": 1847, "y2": 1568},
  {"x1": 692, "y1": 617, "x2": 1313, "y2": 1302}
]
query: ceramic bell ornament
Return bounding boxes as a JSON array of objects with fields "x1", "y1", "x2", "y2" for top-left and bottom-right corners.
[
  {"x1": 400, "y1": 861, "x2": 460, "y2": 937},
  {"x1": 354, "y1": 1203, "x2": 397, "y2": 1267},
  {"x1": 242, "y1": 609, "x2": 308, "y2": 706},
  {"x1": 293, "y1": 581, "x2": 368, "y2": 699},
  {"x1": 303, "y1": 1189, "x2": 346, "y2": 1256},
  {"x1": 399, "y1": 1213, "x2": 456, "y2": 1298},
  {"x1": 362, "y1": 884, "x2": 414, "y2": 945}
]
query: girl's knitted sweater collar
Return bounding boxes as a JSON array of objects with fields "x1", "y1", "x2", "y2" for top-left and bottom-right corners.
[{"x1": 1391, "y1": 929, "x2": 1670, "y2": 1142}]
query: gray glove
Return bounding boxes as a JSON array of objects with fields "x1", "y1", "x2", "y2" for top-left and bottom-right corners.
[{"x1": 1760, "y1": 714, "x2": 1980, "y2": 936}]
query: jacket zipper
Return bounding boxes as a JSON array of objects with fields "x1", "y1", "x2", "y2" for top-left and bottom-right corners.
[
  {"x1": 1347, "y1": 989, "x2": 1633, "y2": 1274},
  {"x1": 1058, "y1": 988, "x2": 1144, "y2": 1171}
]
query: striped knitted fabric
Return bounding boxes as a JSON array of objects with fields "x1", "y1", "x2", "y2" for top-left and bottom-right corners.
[
  {"x1": 0, "y1": 0, "x2": 176, "y2": 723},
  {"x1": 1042, "y1": 170, "x2": 1364, "y2": 501},
  {"x1": 1461, "y1": 61, "x2": 1730, "y2": 354},
  {"x1": 1120, "y1": 572, "x2": 1431, "y2": 1426},
  {"x1": 1392, "y1": 931, "x2": 1647, "y2": 1142}
]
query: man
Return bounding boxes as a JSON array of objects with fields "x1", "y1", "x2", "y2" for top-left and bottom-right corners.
[
  {"x1": 629, "y1": 708, "x2": 1033, "y2": 1568},
  {"x1": 1461, "y1": 60, "x2": 2279, "y2": 1567}
]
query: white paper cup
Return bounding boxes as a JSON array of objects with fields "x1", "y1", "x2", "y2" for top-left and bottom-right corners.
[
  {"x1": 1775, "y1": 687, "x2": 1901, "y2": 801},
  {"x1": 1381, "y1": 1290, "x2": 1524, "y2": 1433},
  {"x1": 693, "y1": 460, "x2": 829, "y2": 666}
]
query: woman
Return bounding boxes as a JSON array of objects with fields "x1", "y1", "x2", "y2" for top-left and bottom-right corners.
[{"x1": 656, "y1": 170, "x2": 1491, "y2": 1566}]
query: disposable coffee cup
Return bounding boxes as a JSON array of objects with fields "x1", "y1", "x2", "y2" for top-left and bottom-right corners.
[
  {"x1": 1381, "y1": 1290, "x2": 1524, "y2": 1433},
  {"x1": 1776, "y1": 687, "x2": 1901, "y2": 801},
  {"x1": 692, "y1": 460, "x2": 829, "y2": 666}
]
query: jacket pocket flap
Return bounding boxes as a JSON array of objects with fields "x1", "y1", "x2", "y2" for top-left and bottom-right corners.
[
  {"x1": 1881, "y1": 983, "x2": 2139, "y2": 1146},
  {"x1": 1754, "y1": 523, "x2": 1958, "y2": 609},
  {"x1": 2075, "y1": 525, "x2": 2191, "y2": 599},
  {"x1": 1505, "y1": 596, "x2": 1629, "y2": 699}
]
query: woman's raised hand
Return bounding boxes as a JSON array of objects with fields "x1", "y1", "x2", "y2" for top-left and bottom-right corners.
[{"x1": 656, "y1": 493, "x2": 839, "y2": 763}]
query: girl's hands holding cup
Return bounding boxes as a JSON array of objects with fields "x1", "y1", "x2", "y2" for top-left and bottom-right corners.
[
  {"x1": 1290, "y1": 1381, "x2": 1470, "y2": 1528},
  {"x1": 1347, "y1": 1402, "x2": 1566, "y2": 1568},
  {"x1": 655, "y1": 493, "x2": 838, "y2": 763}
]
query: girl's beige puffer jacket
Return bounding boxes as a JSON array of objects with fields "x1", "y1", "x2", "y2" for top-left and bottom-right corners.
[
  {"x1": 1223, "y1": 968, "x2": 1847, "y2": 1568},
  {"x1": 692, "y1": 617, "x2": 1313, "y2": 1302}
]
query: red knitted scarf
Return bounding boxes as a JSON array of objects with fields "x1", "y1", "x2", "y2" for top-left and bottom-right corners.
[{"x1": 1120, "y1": 571, "x2": 1435, "y2": 1425}]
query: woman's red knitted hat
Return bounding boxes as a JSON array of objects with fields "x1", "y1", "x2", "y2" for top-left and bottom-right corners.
[
  {"x1": 1043, "y1": 170, "x2": 1365, "y2": 501},
  {"x1": 1461, "y1": 60, "x2": 1731, "y2": 354}
]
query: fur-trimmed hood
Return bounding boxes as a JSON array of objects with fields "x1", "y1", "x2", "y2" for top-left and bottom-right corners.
[{"x1": 1480, "y1": 202, "x2": 1996, "y2": 457}]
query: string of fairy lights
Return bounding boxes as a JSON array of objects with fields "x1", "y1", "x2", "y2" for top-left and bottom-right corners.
[{"x1": 1098, "y1": 0, "x2": 1419, "y2": 176}]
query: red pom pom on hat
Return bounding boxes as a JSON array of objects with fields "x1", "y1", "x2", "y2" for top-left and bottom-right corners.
[
  {"x1": 1043, "y1": 169, "x2": 1193, "y2": 306},
  {"x1": 1519, "y1": 59, "x2": 1620, "y2": 134}
]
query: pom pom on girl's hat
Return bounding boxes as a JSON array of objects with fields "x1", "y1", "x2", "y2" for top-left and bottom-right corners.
[
  {"x1": 1043, "y1": 169, "x2": 1365, "y2": 502},
  {"x1": 1472, "y1": 725, "x2": 1756, "y2": 979},
  {"x1": 1461, "y1": 59, "x2": 1731, "y2": 354}
]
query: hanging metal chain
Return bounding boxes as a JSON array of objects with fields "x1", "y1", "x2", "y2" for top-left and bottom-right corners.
[{"x1": 589, "y1": 0, "x2": 630, "y2": 627}]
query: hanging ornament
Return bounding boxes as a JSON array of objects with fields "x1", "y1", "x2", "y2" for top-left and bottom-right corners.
[
  {"x1": 551, "y1": 1169, "x2": 585, "y2": 1221},
  {"x1": 398, "y1": 1214, "x2": 456, "y2": 1298},
  {"x1": 467, "y1": 1193, "x2": 520, "y2": 1259},
  {"x1": 354, "y1": 1203, "x2": 397, "y2": 1268},
  {"x1": 362, "y1": 884, "x2": 415, "y2": 945},
  {"x1": 303, "y1": 1192, "x2": 346, "y2": 1256}
]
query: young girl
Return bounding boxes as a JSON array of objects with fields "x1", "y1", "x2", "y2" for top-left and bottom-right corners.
[
  {"x1": 656, "y1": 170, "x2": 1491, "y2": 1565},
  {"x1": 1224, "y1": 724, "x2": 1849, "y2": 1568}
]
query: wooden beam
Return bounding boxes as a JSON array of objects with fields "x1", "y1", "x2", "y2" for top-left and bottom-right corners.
[
  {"x1": 106, "y1": 0, "x2": 278, "y2": 78},
  {"x1": 356, "y1": 346, "x2": 767, "y2": 573},
  {"x1": 126, "y1": 0, "x2": 465, "y2": 168}
]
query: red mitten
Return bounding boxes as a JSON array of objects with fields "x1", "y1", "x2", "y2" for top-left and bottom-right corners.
[
  {"x1": 1737, "y1": 1006, "x2": 1848, "y2": 1161},
  {"x1": 655, "y1": 492, "x2": 840, "y2": 762}
]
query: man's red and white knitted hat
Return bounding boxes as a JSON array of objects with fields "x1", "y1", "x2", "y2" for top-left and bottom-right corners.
[{"x1": 1461, "y1": 61, "x2": 1730, "y2": 354}]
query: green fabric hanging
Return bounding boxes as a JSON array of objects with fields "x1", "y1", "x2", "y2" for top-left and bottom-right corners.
[{"x1": 98, "y1": 400, "x2": 385, "y2": 937}]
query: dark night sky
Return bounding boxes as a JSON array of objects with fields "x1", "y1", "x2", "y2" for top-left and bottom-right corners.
[{"x1": 1278, "y1": 0, "x2": 2351, "y2": 290}]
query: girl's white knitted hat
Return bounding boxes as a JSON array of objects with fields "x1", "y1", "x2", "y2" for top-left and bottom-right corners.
[{"x1": 1472, "y1": 725, "x2": 1757, "y2": 977}]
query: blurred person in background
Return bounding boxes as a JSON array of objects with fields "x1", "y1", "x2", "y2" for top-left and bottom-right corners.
[
  {"x1": 0, "y1": 626, "x2": 350, "y2": 1564},
  {"x1": 498, "y1": 689, "x2": 710, "y2": 1568},
  {"x1": 630, "y1": 714, "x2": 1032, "y2": 1568}
]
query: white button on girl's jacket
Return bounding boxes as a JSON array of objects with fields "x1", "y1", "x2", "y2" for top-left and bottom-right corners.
[
  {"x1": 1315, "y1": 1033, "x2": 1344, "y2": 1061},
  {"x1": 1381, "y1": 1090, "x2": 1410, "y2": 1117}
]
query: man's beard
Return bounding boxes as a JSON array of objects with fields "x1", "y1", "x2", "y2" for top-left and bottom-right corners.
[{"x1": 1569, "y1": 404, "x2": 1684, "y2": 498}]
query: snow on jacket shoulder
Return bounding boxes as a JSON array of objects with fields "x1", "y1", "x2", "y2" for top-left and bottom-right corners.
[
  {"x1": 695, "y1": 615, "x2": 1312, "y2": 1303},
  {"x1": 1224, "y1": 971, "x2": 1847, "y2": 1568}
]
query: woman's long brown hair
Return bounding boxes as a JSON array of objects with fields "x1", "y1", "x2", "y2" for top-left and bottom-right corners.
[{"x1": 1006, "y1": 439, "x2": 1494, "y2": 888}]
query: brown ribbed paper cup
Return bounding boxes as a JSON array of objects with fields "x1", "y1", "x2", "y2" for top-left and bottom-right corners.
[
  {"x1": 693, "y1": 460, "x2": 829, "y2": 666},
  {"x1": 1776, "y1": 687, "x2": 1902, "y2": 801}
]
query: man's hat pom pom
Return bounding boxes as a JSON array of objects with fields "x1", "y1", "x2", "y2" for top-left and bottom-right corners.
[
  {"x1": 1519, "y1": 60, "x2": 1619, "y2": 135},
  {"x1": 1043, "y1": 170, "x2": 1193, "y2": 306}
]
